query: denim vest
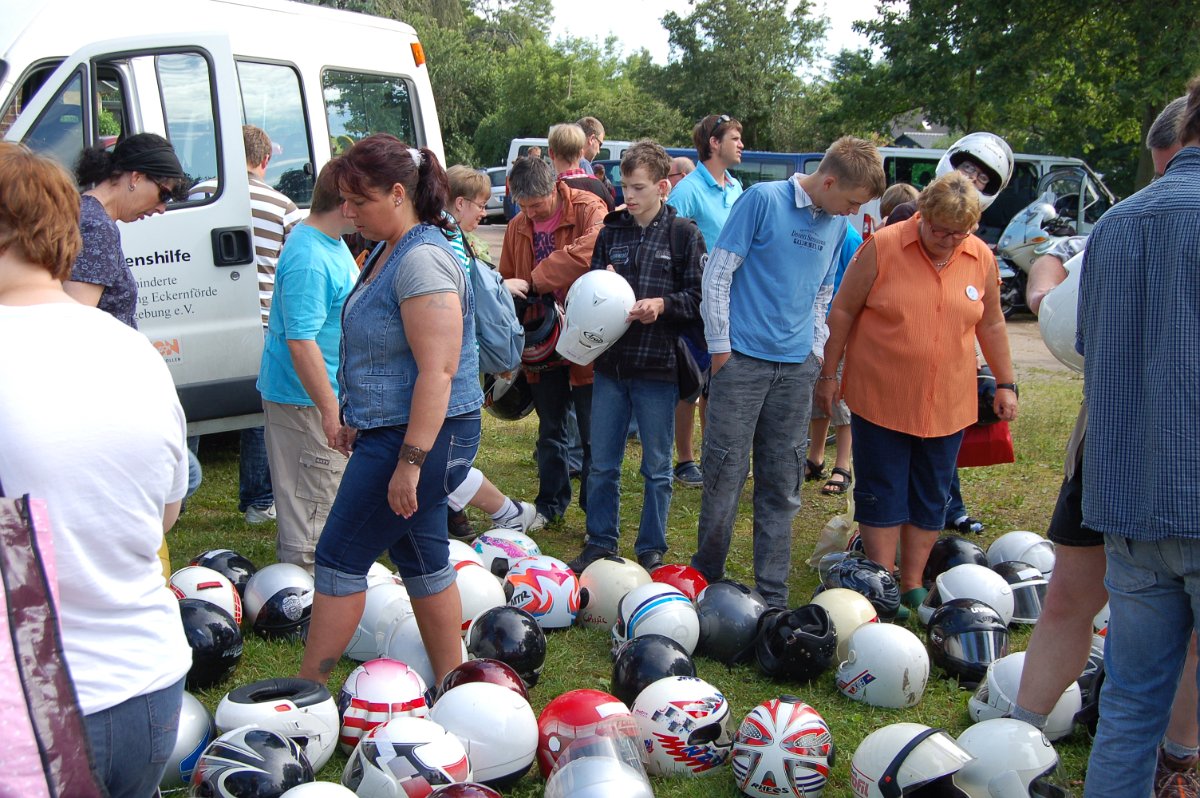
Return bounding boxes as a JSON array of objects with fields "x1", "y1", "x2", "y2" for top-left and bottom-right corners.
[{"x1": 338, "y1": 223, "x2": 483, "y2": 429}]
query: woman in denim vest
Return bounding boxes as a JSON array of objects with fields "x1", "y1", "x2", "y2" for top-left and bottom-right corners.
[{"x1": 299, "y1": 134, "x2": 483, "y2": 686}]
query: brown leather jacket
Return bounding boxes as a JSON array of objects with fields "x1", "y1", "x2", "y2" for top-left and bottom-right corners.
[{"x1": 500, "y1": 182, "x2": 607, "y2": 385}]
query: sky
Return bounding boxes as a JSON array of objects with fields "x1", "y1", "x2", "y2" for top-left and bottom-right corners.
[{"x1": 548, "y1": 0, "x2": 882, "y2": 71}]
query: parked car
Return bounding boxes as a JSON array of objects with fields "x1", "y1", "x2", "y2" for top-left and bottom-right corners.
[{"x1": 484, "y1": 166, "x2": 506, "y2": 223}]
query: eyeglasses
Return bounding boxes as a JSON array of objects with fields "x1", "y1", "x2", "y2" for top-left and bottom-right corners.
[
  {"x1": 153, "y1": 181, "x2": 176, "y2": 204},
  {"x1": 957, "y1": 161, "x2": 991, "y2": 189},
  {"x1": 462, "y1": 198, "x2": 488, "y2": 213},
  {"x1": 667, "y1": 172, "x2": 683, "y2": 179},
  {"x1": 924, "y1": 221, "x2": 976, "y2": 241}
]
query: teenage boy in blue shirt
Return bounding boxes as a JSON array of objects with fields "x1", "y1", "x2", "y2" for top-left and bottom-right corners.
[
  {"x1": 568, "y1": 140, "x2": 706, "y2": 575},
  {"x1": 690, "y1": 136, "x2": 886, "y2": 608}
]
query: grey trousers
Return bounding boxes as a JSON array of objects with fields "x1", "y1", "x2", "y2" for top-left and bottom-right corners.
[{"x1": 690, "y1": 351, "x2": 819, "y2": 607}]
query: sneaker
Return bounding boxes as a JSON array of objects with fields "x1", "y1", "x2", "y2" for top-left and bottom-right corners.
[
  {"x1": 1156, "y1": 750, "x2": 1200, "y2": 798},
  {"x1": 673, "y1": 460, "x2": 703, "y2": 488},
  {"x1": 952, "y1": 515, "x2": 985, "y2": 535},
  {"x1": 244, "y1": 504, "x2": 276, "y2": 524},
  {"x1": 498, "y1": 501, "x2": 546, "y2": 533},
  {"x1": 637, "y1": 551, "x2": 664, "y2": 572},
  {"x1": 567, "y1": 543, "x2": 616, "y2": 575},
  {"x1": 447, "y1": 508, "x2": 475, "y2": 542}
]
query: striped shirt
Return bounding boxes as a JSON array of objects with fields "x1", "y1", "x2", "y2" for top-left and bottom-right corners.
[
  {"x1": 1078, "y1": 146, "x2": 1200, "y2": 540},
  {"x1": 190, "y1": 175, "x2": 304, "y2": 325}
]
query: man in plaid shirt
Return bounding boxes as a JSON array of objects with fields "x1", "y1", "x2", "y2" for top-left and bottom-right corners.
[{"x1": 567, "y1": 140, "x2": 706, "y2": 575}]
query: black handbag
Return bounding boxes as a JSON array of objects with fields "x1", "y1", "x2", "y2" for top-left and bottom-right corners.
[{"x1": 676, "y1": 336, "x2": 703, "y2": 402}]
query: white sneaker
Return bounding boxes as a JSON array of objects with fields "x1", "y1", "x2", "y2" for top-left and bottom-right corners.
[
  {"x1": 499, "y1": 501, "x2": 546, "y2": 533},
  {"x1": 245, "y1": 504, "x2": 276, "y2": 524}
]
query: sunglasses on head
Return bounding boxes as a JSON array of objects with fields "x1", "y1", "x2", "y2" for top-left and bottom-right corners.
[{"x1": 710, "y1": 114, "x2": 733, "y2": 139}]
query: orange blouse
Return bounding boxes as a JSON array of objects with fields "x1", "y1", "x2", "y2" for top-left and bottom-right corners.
[{"x1": 842, "y1": 213, "x2": 998, "y2": 438}]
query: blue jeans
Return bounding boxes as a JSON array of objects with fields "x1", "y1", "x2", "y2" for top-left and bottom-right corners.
[
  {"x1": 691, "y1": 351, "x2": 819, "y2": 608},
  {"x1": 315, "y1": 413, "x2": 481, "y2": 599},
  {"x1": 1084, "y1": 534, "x2": 1200, "y2": 797},
  {"x1": 944, "y1": 469, "x2": 967, "y2": 525},
  {"x1": 238, "y1": 425, "x2": 274, "y2": 511},
  {"x1": 529, "y1": 368, "x2": 592, "y2": 520},
  {"x1": 585, "y1": 373, "x2": 677, "y2": 556},
  {"x1": 84, "y1": 677, "x2": 184, "y2": 798}
]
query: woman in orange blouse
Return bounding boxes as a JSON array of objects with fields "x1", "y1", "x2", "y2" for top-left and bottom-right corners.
[{"x1": 816, "y1": 172, "x2": 1018, "y2": 614}]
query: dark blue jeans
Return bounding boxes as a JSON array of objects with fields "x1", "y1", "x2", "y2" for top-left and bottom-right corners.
[
  {"x1": 238, "y1": 425, "x2": 274, "y2": 511},
  {"x1": 529, "y1": 368, "x2": 592, "y2": 520},
  {"x1": 84, "y1": 677, "x2": 184, "y2": 798},
  {"x1": 944, "y1": 469, "x2": 967, "y2": 525}
]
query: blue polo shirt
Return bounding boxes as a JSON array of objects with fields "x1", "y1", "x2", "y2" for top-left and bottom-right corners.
[
  {"x1": 258, "y1": 223, "x2": 358, "y2": 406},
  {"x1": 667, "y1": 162, "x2": 743, "y2": 250},
  {"x1": 703, "y1": 176, "x2": 847, "y2": 362}
]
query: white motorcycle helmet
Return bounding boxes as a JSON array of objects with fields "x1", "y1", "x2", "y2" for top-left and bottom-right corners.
[
  {"x1": 987, "y1": 532, "x2": 1056, "y2": 578},
  {"x1": 380, "y1": 612, "x2": 468, "y2": 687},
  {"x1": 281, "y1": 785, "x2": 359, "y2": 797},
  {"x1": 967, "y1": 651, "x2": 1081, "y2": 742},
  {"x1": 503, "y1": 554, "x2": 580, "y2": 630},
  {"x1": 367, "y1": 561, "x2": 403, "y2": 587},
  {"x1": 159, "y1": 690, "x2": 215, "y2": 791},
  {"x1": 346, "y1": 581, "x2": 412, "y2": 661},
  {"x1": 1037, "y1": 251, "x2": 1084, "y2": 373},
  {"x1": 919, "y1": 564, "x2": 1016, "y2": 627},
  {"x1": 342, "y1": 717, "x2": 471, "y2": 797},
  {"x1": 992, "y1": 561, "x2": 1049, "y2": 625},
  {"x1": 453, "y1": 560, "x2": 507, "y2": 637},
  {"x1": 849, "y1": 723, "x2": 973, "y2": 798},
  {"x1": 611, "y1": 582, "x2": 701, "y2": 655},
  {"x1": 429, "y1": 682, "x2": 538, "y2": 787},
  {"x1": 577, "y1": 555, "x2": 652, "y2": 630},
  {"x1": 169, "y1": 565, "x2": 243, "y2": 625},
  {"x1": 836, "y1": 622, "x2": 930, "y2": 709},
  {"x1": 631, "y1": 675, "x2": 733, "y2": 776},
  {"x1": 935, "y1": 132, "x2": 1014, "y2": 211},
  {"x1": 338, "y1": 658, "x2": 429, "y2": 755},
  {"x1": 242, "y1": 562, "x2": 314, "y2": 640},
  {"x1": 472, "y1": 529, "x2": 540, "y2": 578},
  {"x1": 448, "y1": 538, "x2": 485, "y2": 567},
  {"x1": 556, "y1": 270, "x2": 636, "y2": 366},
  {"x1": 214, "y1": 677, "x2": 340, "y2": 771},
  {"x1": 954, "y1": 719, "x2": 1067, "y2": 798},
  {"x1": 1094, "y1": 603, "x2": 1109, "y2": 635},
  {"x1": 732, "y1": 696, "x2": 835, "y2": 798},
  {"x1": 811, "y1": 587, "x2": 879, "y2": 661},
  {"x1": 544, "y1": 732, "x2": 653, "y2": 798}
]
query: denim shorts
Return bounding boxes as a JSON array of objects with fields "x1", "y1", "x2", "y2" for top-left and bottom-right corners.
[
  {"x1": 315, "y1": 413, "x2": 481, "y2": 599},
  {"x1": 850, "y1": 414, "x2": 964, "y2": 531}
]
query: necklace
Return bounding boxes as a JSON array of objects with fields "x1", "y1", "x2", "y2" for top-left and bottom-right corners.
[{"x1": 935, "y1": 257, "x2": 951, "y2": 268}]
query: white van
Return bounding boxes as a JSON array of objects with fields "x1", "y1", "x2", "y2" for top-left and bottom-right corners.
[{"x1": 0, "y1": 0, "x2": 443, "y2": 434}]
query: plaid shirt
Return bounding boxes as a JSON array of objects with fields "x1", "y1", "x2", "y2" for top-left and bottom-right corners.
[
  {"x1": 1079, "y1": 146, "x2": 1200, "y2": 539},
  {"x1": 590, "y1": 204, "x2": 705, "y2": 381}
]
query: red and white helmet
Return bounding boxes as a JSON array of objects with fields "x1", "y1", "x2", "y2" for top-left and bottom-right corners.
[
  {"x1": 504, "y1": 555, "x2": 580, "y2": 630},
  {"x1": 472, "y1": 529, "x2": 541, "y2": 577},
  {"x1": 536, "y1": 689, "x2": 638, "y2": 779},
  {"x1": 346, "y1": 582, "x2": 411, "y2": 662},
  {"x1": 170, "y1": 565, "x2": 243, "y2": 625},
  {"x1": 556, "y1": 270, "x2": 636, "y2": 366},
  {"x1": 732, "y1": 697, "x2": 835, "y2": 798},
  {"x1": 448, "y1": 539, "x2": 485, "y2": 567},
  {"x1": 454, "y1": 561, "x2": 507, "y2": 637},
  {"x1": 650, "y1": 563, "x2": 709, "y2": 602},
  {"x1": 577, "y1": 556, "x2": 651, "y2": 630},
  {"x1": 338, "y1": 658, "x2": 429, "y2": 754},
  {"x1": 380, "y1": 613, "x2": 468, "y2": 687},
  {"x1": 430, "y1": 682, "x2": 538, "y2": 787},
  {"x1": 631, "y1": 676, "x2": 732, "y2": 777},
  {"x1": 342, "y1": 717, "x2": 471, "y2": 798}
]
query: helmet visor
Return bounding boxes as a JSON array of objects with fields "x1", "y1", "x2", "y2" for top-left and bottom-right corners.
[
  {"x1": 944, "y1": 630, "x2": 1009, "y2": 671},
  {"x1": 1011, "y1": 581, "x2": 1048, "y2": 624}
]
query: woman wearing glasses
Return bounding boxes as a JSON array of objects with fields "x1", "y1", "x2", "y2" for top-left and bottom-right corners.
[
  {"x1": 66, "y1": 133, "x2": 185, "y2": 328},
  {"x1": 815, "y1": 171, "x2": 1018, "y2": 619}
]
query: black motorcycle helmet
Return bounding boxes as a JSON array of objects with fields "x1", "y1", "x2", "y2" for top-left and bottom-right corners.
[
  {"x1": 189, "y1": 549, "x2": 258, "y2": 599},
  {"x1": 190, "y1": 726, "x2": 313, "y2": 796},
  {"x1": 822, "y1": 558, "x2": 901, "y2": 622},
  {"x1": 754, "y1": 604, "x2": 838, "y2": 683},
  {"x1": 992, "y1": 560, "x2": 1049, "y2": 625},
  {"x1": 178, "y1": 598, "x2": 243, "y2": 690},
  {"x1": 610, "y1": 633, "x2": 696, "y2": 707},
  {"x1": 466, "y1": 606, "x2": 547, "y2": 688},
  {"x1": 927, "y1": 598, "x2": 1010, "y2": 687},
  {"x1": 1075, "y1": 652, "x2": 1105, "y2": 738},
  {"x1": 695, "y1": 579, "x2": 769, "y2": 665},
  {"x1": 922, "y1": 535, "x2": 988, "y2": 589},
  {"x1": 482, "y1": 371, "x2": 535, "y2": 421}
]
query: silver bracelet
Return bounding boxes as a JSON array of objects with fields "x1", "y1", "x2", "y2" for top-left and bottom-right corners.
[{"x1": 817, "y1": 375, "x2": 838, "y2": 382}]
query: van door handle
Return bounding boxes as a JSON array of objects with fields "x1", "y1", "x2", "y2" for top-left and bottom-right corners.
[{"x1": 211, "y1": 227, "x2": 254, "y2": 266}]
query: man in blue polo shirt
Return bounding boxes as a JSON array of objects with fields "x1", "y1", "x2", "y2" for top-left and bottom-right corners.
[
  {"x1": 666, "y1": 114, "x2": 745, "y2": 488},
  {"x1": 689, "y1": 136, "x2": 885, "y2": 608},
  {"x1": 258, "y1": 162, "x2": 357, "y2": 571}
]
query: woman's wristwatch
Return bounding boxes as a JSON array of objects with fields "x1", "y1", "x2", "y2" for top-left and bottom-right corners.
[{"x1": 399, "y1": 443, "x2": 427, "y2": 467}]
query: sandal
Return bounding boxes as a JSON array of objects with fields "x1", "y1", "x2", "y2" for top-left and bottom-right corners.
[
  {"x1": 804, "y1": 458, "x2": 826, "y2": 482},
  {"x1": 821, "y1": 467, "x2": 852, "y2": 496}
]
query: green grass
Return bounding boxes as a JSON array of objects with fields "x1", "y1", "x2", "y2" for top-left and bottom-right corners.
[{"x1": 175, "y1": 369, "x2": 1088, "y2": 796}]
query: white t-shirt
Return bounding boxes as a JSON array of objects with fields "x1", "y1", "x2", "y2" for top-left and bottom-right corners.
[{"x1": 0, "y1": 302, "x2": 191, "y2": 714}]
